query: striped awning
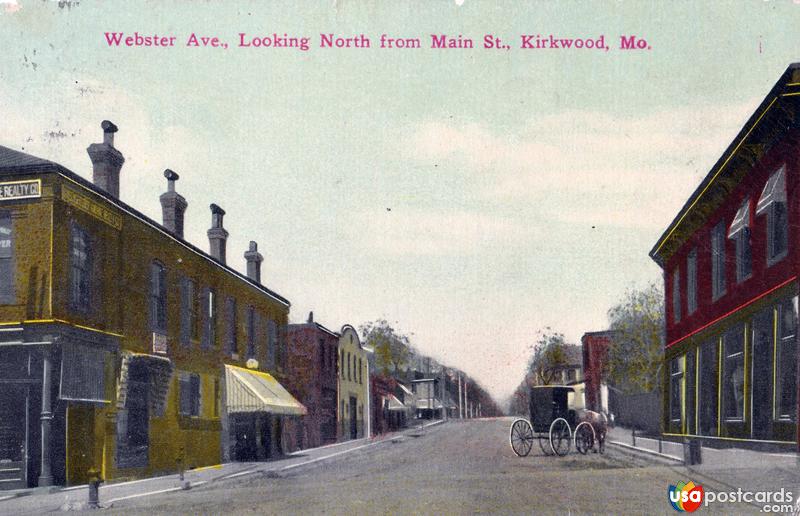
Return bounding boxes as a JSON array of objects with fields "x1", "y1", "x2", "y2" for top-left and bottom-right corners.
[{"x1": 224, "y1": 364, "x2": 306, "y2": 416}]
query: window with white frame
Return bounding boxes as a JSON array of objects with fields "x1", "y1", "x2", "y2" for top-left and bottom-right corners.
[
  {"x1": 756, "y1": 165, "x2": 788, "y2": 265},
  {"x1": 722, "y1": 325, "x2": 745, "y2": 421},
  {"x1": 672, "y1": 268, "x2": 681, "y2": 323},
  {"x1": 711, "y1": 221, "x2": 726, "y2": 301},
  {"x1": 687, "y1": 248, "x2": 697, "y2": 315},
  {"x1": 776, "y1": 297, "x2": 797, "y2": 420},
  {"x1": 728, "y1": 198, "x2": 752, "y2": 282}
]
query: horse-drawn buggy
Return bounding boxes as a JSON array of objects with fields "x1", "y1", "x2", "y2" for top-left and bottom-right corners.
[{"x1": 509, "y1": 385, "x2": 608, "y2": 457}]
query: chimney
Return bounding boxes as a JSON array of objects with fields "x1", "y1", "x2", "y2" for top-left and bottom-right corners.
[
  {"x1": 307, "y1": 311, "x2": 314, "y2": 324},
  {"x1": 87, "y1": 120, "x2": 124, "y2": 198},
  {"x1": 159, "y1": 169, "x2": 188, "y2": 238},
  {"x1": 207, "y1": 204, "x2": 228, "y2": 263},
  {"x1": 244, "y1": 241, "x2": 263, "y2": 283}
]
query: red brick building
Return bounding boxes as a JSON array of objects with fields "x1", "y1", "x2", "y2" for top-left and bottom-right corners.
[
  {"x1": 285, "y1": 312, "x2": 339, "y2": 450},
  {"x1": 651, "y1": 64, "x2": 800, "y2": 448},
  {"x1": 581, "y1": 331, "x2": 614, "y2": 413}
]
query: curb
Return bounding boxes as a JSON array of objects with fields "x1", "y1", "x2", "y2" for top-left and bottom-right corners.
[{"x1": 608, "y1": 440, "x2": 683, "y2": 463}]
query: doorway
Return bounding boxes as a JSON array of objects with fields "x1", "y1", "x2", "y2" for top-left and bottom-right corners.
[
  {"x1": 349, "y1": 397, "x2": 357, "y2": 439},
  {"x1": 0, "y1": 384, "x2": 27, "y2": 489}
]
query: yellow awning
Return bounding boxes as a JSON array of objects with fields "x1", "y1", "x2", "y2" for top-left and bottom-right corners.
[{"x1": 224, "y1": 364, "x2": 307, "y2": 416}]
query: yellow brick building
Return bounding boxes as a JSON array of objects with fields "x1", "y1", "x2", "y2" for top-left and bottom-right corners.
[
  {"x1": 0, "y1": 121, "x2": 304, "y2": 489},
  {"x1": 337, "y1": 325, "x2": 369, "y2": 440}
]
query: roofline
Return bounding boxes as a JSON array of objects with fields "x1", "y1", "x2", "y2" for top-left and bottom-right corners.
[
  {"x1": 0, "y1": 160, "x2": 291, "y2": 308},
  {"x1": 581, "y1": 330, "x2": 618, "y2": 339},
  {"x1": 649, "y1": 62, "x2": 800, "y2": 266}
]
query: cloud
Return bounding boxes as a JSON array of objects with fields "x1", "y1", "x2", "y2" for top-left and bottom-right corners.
[
  {"x1": 349, "y1": 208, "x2": 534, "y2": 257},
  {"x1": 399, "y1": 100, "x2": 761, "y2": 229}
]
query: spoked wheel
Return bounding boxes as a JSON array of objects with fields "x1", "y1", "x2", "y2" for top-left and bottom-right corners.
[
  {"x1": 574, "y1": 422, "x2": 596, "y2": 455},
  {"x1": 509, "y1": 418, "x2": 534, "y2": 457},
  {"x1": 538, "y1": 435, "x2": 553, "y2": 455},
  {"x1": 549, "y1": 417, "x2": 572, "y2": 456}
]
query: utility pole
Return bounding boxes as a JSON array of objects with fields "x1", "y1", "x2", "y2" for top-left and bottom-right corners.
[
  {"x1": 440, "y1": 367, "x2": 447, "y2": 421},
  {"x1": 464, "y1": 380, "x2": 469, "y2": 419},
  {"x1": 457, "y1": 372, "x2": 463, "y2": 419}
]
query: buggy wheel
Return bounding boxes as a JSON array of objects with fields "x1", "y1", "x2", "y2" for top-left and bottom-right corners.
[
  {"x1": 538, "y1": 435, "x2": 553, "y2": 455},
  {"x1": 574, "y1": 422, "x2": 595, "y2": 455},
  {"x1": 549, "y1": 418, "x2": 572, "y2": 457},
  {"x1": 509, "y1": 419, "x2": 534, "y2": 457}
]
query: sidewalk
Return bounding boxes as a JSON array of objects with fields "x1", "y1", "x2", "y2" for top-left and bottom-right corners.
[
  {"x1": 0, "y1": 419, "x2": 445, "y2": 514},
  {"x1": 607, "y1": 425, "x2": 799, "y2": 468}
]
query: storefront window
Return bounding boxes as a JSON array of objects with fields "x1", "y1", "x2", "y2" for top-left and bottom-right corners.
[
  {"x1": 776, "y1": 297, "x2": 797, "y2": 420},
  {"x1": 698, "y1": 339, "x2": 718, "y2": 436},
  {"x1": 723, "y1": 325, "x2": 745, "y2": 421}
]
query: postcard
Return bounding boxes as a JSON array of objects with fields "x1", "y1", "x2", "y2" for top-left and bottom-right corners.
[{"x1": 1, "y1": 1, "x2": 799, "y2": 514}]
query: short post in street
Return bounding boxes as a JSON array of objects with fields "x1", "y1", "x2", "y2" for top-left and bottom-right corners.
[
  {"x1": 631, "y1": 427, "x2": 636, "y2": 447},
  {"x1": 683, "y1": 438, "x2": 702, "y2": 466},
  {"x1": 87, "y1": 467, "x2": 103, "y2": 510},
  {"x1": 177, "y1": 446, "x2": 190, "y2": 490}
]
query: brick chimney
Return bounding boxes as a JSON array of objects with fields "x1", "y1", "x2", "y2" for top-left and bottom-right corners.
[
  {"x1": 159, "y1": 169, "x2": 188, "y2": 238},
  {"x1": 207, "y1": 204, "x2": 228, "y2": 263},
  {"x1": 307, "y1": 311, "x2": 314, "y2": 323},
  {"x1": 86, "y1": 120, "x2": 124, "y2": 198},
  {"x1": 244, "y1": 241, "x2": 263, "y2": 283}
]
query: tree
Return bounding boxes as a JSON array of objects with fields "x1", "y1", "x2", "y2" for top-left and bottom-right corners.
[
  {"x1": 605, "y1": 282, "x2": 664, "y2": 393},
  {"x1": 528, "y1": 329, "x2": 570, "y2": 385},
  {"x1": 359, "y1": 319, "x2": 414, "y2": 376}
]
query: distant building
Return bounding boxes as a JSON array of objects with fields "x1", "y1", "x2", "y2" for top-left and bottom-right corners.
[
  {"x1": 285, "y1": 312, "x2": 339, "y2": 450},
  {"x1": 0, "y1": 122, "x2": 304, "y2": 489},
  {"x1": 651, "y1": 64, "x2": 800, "y2": 447},
  {"x1": 581, "y1": 331, "x2": 614, "y2": 413},
  {"x1": 338, "y1": 325, "x2": 369, "y2": 440},
  {"x1": 411, "y1": 377, "x2": 442, "y2": 419}
]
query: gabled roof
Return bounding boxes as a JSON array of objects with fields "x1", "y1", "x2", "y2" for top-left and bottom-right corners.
[
  {"x1": 0, "y1": 144, "x2": 291, "y2": 307},
  {"x1": 650, "y1": 63, "x2": 800, "y2": 267}
]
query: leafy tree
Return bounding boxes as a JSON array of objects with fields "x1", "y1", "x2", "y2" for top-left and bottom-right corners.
[
  {"x1": 359, "y1": 319, "x2": 414, "y2": 376},
  {"x1": 605, "y1": 282, "x2": 665, "y2": 393},
  {"x1": 528, "y1": 329, "x2": 570, "y2": 385}
]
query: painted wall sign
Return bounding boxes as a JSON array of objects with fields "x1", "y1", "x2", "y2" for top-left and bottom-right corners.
[
  {"x1": 62, "y1": 185, "x2": 123, "y2": 230},
  {"x1": 0, "y1": 179, "x2": 41, "y2": 201},
  {"x1": 152, "y1": 332, "x2": 168, "y2": 355}
]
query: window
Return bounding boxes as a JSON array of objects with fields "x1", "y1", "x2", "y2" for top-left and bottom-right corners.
[
  {"x1": 672, "y1": 268, "x2": 681, "y2": 323},
  {"x1": 776, "y1": 297, "x2": 797, "y2": 420},
  {"x1": 757, "y1": 165, "x2": 788, "y2": 265},
  {"x1": 213, "y1": 378, "x2": 220, "y2": 418},
  {"x1": 722, "y1": 325, "x2": 745, "y2": 421},
  {"x1": 70, "y1": 223, "x2": 90, "y2": 311},
  {"x1": 246, "y1": 306, "x2": 256, "y2": 359},
  {"x1": 267, "y1": 320, "x2": 277, "y2": 368},
  {"x1": 359, "y1": 358, "x2": 363, "y2": 384},
  {"x1": 0, "y1": 213, "x2": 12, "y2": 304},
  {"x1": 728, "y1": 199, "x2": 751, "y2": 282},
  {"x1": 150, "y1": 261, "x2": 167, "y2": 332},
  {"x1": 179, "y1": 372, "x2": 201, "y2": 417},
  {"x1": 711, "y1": 221, "x2": 726, "y2": 301},
  {"x1": 347, "y1": 352, "x2": 351, "y2": 381},
  {"x1": 698, "y1": 339, "x2": 718, "y2": 436},
  {"x1": 686, "y1": 248, "x2": 697, "y2": 315},
  {"x1": 201, "y1": 288, "x2": 216, "y2": 349},
  {"x1": 225, "y1": 297, "x2": 237, "y2": 356},
  {"x1": 180, "y1": 277, "x2": 197, "y2": 346},
  {"x1": 669, "y1": 357, "x2": 683, "y2": 422}
]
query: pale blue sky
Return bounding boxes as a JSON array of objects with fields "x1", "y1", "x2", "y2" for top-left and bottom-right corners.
[{"x1": 2, "y1": 0, "x2": 800, "y2": 404}]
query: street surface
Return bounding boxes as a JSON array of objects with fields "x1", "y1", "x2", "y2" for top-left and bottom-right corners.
[{"x1": 2, "y1": 417, "x2": 799, "y2": 515}]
